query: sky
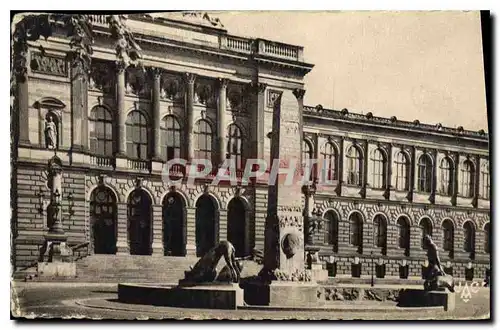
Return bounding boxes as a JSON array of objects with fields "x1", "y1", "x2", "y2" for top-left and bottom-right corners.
[{"x1": 213, "y1": 11, "x2": 488, "y2": 131}]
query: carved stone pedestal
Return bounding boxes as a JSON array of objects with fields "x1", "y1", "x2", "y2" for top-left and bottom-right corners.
[
  {"x1": 37, "y1": 233, "x2": 76, "y2": 278},
  {"x1": 306, "y1": 247, "x2": 328, "y2": 282}
]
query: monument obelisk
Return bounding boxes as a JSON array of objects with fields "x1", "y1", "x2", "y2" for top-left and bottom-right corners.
[{"x1": 249, "y1": 87, "x2": 318, "y2": 307}]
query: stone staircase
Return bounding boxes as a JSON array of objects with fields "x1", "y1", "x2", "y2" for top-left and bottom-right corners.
[{"x1": 13, "y1": 254, "x2": 264, "y2": 284}]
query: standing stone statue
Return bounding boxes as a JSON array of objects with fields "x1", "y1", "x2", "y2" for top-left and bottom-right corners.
[
  {"x1": 423, "y1": 235, "x2": 455, "y2": 292},
  {"x1": 45, "y1": 116, "x2": 57, "y2": 149}
]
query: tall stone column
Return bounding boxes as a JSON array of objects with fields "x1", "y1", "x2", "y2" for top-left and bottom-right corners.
[
  {"x1": 452, "y1": 152, "x2": 460, "y2": 206},
  {"x1": 15, "y1": 71, "x2": 30, "y2": 146},
  {"x1": 70, "y1": 59, "x2": 87, "y2": 153},
  {"x1": 473, "y1": 154, "x2": 481, "y2": 208},
  {"x1": 12, "y1": 38, "x2": 30, "y2": 147},
  {"x1": 151, "y1": 68, "x2": 162, "y2": 161},
  {"x1": 430, "y1": 149, "x2": 438, "y2": 203},
  {"x1": 116, "y1": 63, "x2": 127, "y2": 157},
  {"x1": 248, "y1": 82, "x2": 267, "y2": 159},
  {"x1": 408, "y1": 146, "x2": 416, "y2": 202},
  {"x1": 217, "y1": 78, "x2": 229, "y2": 166},
  {"x1": 184, "y1": 73, "x2": 196, "y2": 162}
]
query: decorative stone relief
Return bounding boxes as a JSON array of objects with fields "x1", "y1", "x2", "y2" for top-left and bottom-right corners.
[
  {"x1": 281, "y1": 232, "x2": 302, "y2": 258},
  {"x1": 227, "y1": 84, "x2": 245, "y2": 112},
  {"x1": 89, "y1": 61, "x2": 114, "y2": 93},
  {"x1": 267, "y1": 90, "x2": 282, "y2": 108},
  {"x1": 161, "y1": 76, "x2": 184, "y2": 101},
  {"x1": 30, "y1": 52, "x2": 68, "y2": 77},
  {"x1": 195, "y1": 80, "x2": 216, "y2": 107},
  {"x1": 271, "y1": 268, "x2": 312, "y2": 282}
]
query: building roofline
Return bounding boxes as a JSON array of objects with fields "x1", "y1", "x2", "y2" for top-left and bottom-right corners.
[{"x1": 303, "y1": 105, "x2": 489, "y2": 141}]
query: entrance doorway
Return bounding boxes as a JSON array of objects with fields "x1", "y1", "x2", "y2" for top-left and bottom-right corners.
[
  {"x1": 227, "y1": 197, "x2": 247, "y2": 257},
  {"x1": 90, "y1": 187, "x2": 117, "y2": 254},
  {"x1": 162, "y1": 192, "x2": 186, "y2": 256},
  {"x1": 195, "y1": 194, "x2": 219, "y2": 257},
  {"x1": 127, "y1": 189, "x2": 152, "y2": 255}
]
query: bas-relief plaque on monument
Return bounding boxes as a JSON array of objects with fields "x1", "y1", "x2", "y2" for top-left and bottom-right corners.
[
  {"x1": 30, "y1": 52, "x2": 68, "y2": 77},
  {"x1": 10, "y1": 11, "x2": 490, "y2": 321}
]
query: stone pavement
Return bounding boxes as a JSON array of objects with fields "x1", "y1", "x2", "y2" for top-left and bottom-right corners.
[{"x1": 11, "y1": 281, "x2": 491, "y2": 320}]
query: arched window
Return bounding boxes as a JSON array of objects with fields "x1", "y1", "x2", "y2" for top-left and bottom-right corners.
[
  {"x1": 439, "y1": 157, "x2": 453, "y2": 196},
  {"x1": 126, "y1": 111, "x2": 149, "y2": 160},
  {"x1": 303, "y1": 140, "x2": 314, "y2": 181},
  {"x1": 484, "y1": 223, "x2": 490, "y2": 254},
  {"x1": 349, "y1": 212, "x2": 363, "y2": 253},
  {"x1": 346, "y1": 145, "x2": 362, "y2": 186},
  {"x1": 463, "y1": 221, "x2": 476, "y2": 254},
  {"x1": 321, "y1": 143, "x2": 338, "y2": 181},
  {"x1": 442, "y1": 219, "x2": 454, "y2": 253},
  {"x1": 480, "y1": 162, "x2": 490, "y2": 199},
  {"x1": 397, "y1": 216, "x2": 410, "y2": 254},
  {"x1": 420, "y1": 217, "x2": 433, "y2": 248},
  {"x1": 417, "y1": 154, "x2": 433, "y2": 193},
  {"x1": 194, "y1": 120, "x2": 213, "y2": 161},
  {"x1": 395, "y1": 152, "x2": 410, "y2": 191},
  {"x1": 373, "y1": 215, "x2": 387, "y2": 254},
  {"x1": 227, "y1": 124, "x2": 243, "y2": 169},
  {"x1": 460, "y1": 160, "x2": 475, "y2": 198},
  {"x1": 371, "y1": 149, "x2": 387, "y2": 189},
  {"x1": 324, "y1": 210, "x2": 339, "y2": 252},
  {"x1": 89, "y1": 106, "x2": 113, "y2": 156},
  {"x1": 160, "y1": 115, "x2": 181, "y2": 161}
]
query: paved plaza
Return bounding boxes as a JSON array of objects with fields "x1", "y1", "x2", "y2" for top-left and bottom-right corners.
[{"x1": 11, "y1": 282, "x2": 490, "y2": 320}]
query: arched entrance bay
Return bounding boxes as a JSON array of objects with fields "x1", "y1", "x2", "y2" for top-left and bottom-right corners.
[
  {"x1": 90, "y1": 186, "x2": 117, "y2": 254},
  {"x1": 163, "y1": 192, "x2": 187, "y2": 256},
  {"x1": 128, "y1": 189, "x2": 152, "y2": 255},
  {"x1": 227, "y1": 197, "x2": 248, "y2": 258},
  {"x1": 195, "y1": 194, "x2": 219, "y2": 257}
]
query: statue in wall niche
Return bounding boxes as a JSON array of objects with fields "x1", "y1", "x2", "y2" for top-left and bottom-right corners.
[
  {"x1": 45, "y1": 116, "x2": 57, "y2": 149},
  {"x1": 423, "y1": 235, "x2": 455, "y2": 292},
  {"x1": 179, "y1": 241, "x2": 243, "y2": 285}
]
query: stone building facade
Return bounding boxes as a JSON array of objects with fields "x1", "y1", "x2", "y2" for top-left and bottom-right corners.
[{"x1": 11, "y1": 14, "x2": 490, "y2": 281}]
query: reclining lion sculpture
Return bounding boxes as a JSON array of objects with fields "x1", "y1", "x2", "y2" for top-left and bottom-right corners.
[{"x1": 179, "y1": 241, "x2": 243, "y2": 285}]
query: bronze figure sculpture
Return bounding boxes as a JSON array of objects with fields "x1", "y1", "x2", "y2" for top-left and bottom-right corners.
[
  {"x1": 179, "y1": 240, "x2": 242, "y2": 285},
  {"x1": 423, "y1": 235, "x2": 455, "y2": 292}
]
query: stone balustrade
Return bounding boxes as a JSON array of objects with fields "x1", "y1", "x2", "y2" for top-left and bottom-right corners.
[{"x1": 86, "y1": 14, "x2": 305, "y2": 63}]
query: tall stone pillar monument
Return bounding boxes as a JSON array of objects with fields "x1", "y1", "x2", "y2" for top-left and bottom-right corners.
[
  {"x1": 246, "y1": 88, "x2": 318, "y2": 307},
  {"x1": 38, "y1": 155, "x2": 76, "y2": 278}
]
